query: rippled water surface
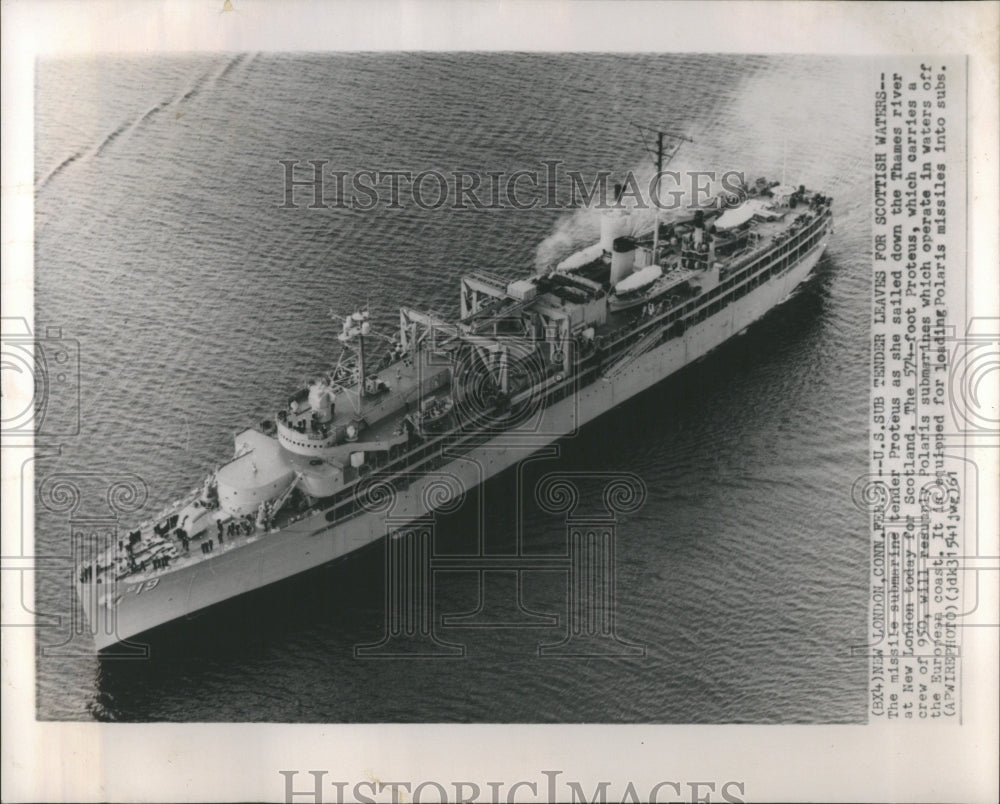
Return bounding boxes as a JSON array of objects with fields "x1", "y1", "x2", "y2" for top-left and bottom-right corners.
[{"x1": 35, "y1": 53, "x2": 872, "y2": 722}]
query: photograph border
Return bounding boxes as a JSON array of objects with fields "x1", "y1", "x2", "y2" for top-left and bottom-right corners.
[{"x1": 2, "y1": 2, "x2": 997, "y2": 802}]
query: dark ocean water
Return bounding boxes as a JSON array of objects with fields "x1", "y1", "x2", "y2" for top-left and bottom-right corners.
[{"x1": 34, "y1": 53, "x2": 872, "y2": 722}]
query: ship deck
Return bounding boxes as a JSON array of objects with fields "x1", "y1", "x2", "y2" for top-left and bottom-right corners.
[{"x1": 92, "y1": 194, "x2": 831, "y2": 590}]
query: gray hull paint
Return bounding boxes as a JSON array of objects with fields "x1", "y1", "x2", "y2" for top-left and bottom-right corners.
[{"x1": 83, "y1": 235, "x2": 829, "y2": 651}]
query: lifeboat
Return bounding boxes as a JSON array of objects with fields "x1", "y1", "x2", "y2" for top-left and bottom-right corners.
[{"x1": 608, "y1": 265, "x2": 663, "y2": 312}]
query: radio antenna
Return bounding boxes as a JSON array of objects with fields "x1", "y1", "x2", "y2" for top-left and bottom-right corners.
[{"x1": 630, "y1": 123, "x2": 693, "y2": 259}]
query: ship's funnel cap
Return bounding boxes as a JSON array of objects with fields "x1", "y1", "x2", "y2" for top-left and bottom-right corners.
[
  {"x1": 610, "y1": 236, "x2": 637, "y2": 286},
  {"x1": 600, "y1": 207, "x2": 630, "y2": 252},
  {"x1": 612, "y1": 235, "x2": 637, "y2": 254}
]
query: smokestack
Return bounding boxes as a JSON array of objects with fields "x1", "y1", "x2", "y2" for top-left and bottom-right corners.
[
  {"x1": 600, "y1": 207, "x2": 630, "y2": 252},
  {"x1": 610, "y1": 236, "x2": 637, "y2": 286}
]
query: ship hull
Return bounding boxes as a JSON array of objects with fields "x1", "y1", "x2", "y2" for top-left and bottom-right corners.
[{"x1": 81, "y1": 232, "x2": 830, "y2": 652}]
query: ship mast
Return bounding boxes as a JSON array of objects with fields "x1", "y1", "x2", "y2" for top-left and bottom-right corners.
[
  {"x1": 631, "y1": 123, "x2": 693, "y2": 262},
  {"x1": 330, "y1": 308, "x2": 373, "y2": 417}
]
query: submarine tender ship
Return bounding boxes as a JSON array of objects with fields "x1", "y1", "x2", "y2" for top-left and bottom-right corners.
[{"x1": 76, "y1": 175, "x2": 833, "y2": 651}]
